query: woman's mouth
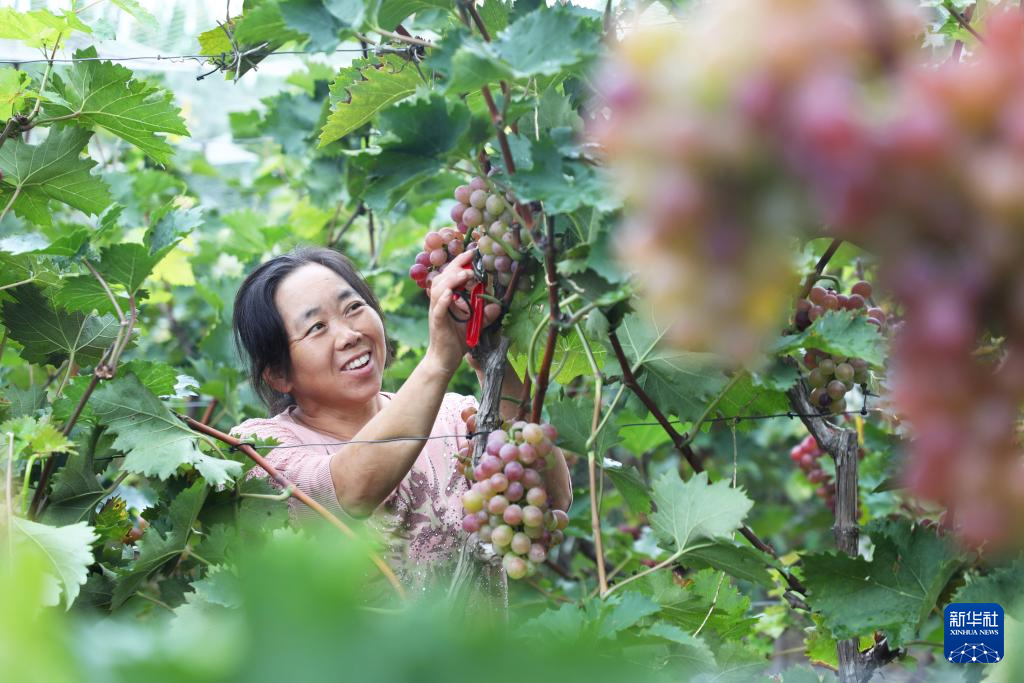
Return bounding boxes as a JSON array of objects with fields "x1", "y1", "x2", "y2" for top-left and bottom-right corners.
[{"x1": 341, "y1": 350, "x2": 373, "y2": 373}]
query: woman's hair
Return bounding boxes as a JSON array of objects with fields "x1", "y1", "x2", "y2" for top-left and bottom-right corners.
[{"x1": 232, "y1": 247, "x2": 394, "y2": 415}]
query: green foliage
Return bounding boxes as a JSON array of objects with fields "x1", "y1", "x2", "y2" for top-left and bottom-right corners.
[
  {"x1": 803, "y1": 518, "x2": 963, "y2": 647},
  {"x1": 649, "y1": 472, "x2": 753, "y2": 554},
  {"x1": 774, "y1": 310, "x2": 887, "y2": 367},
  {"x1": 320, "y1": 54, "x2": 421, "y2": 146},
  {"x1": 45, "y1": 47, "x2": 188, "y2": 164},
  {"x1": 2, "y1": 285, "x2": 119, "y2": 366},
  {"x1": 0, "y1": 127, "x2": 112, "y2": 225},
  {"x1": 11, "y1": 517, "x2": 97, "y2": 609}
]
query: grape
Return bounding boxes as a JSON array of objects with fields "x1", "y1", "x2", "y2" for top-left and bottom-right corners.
[
  {"x1": 552, "y1": 509, "x2": 569, "y2": 530},
  {"x1": 479, "y1": 525, "x2": 492, "y2": 542},
  {"x1": 523, "y1": 505, "x2": 544, "y2": 527},
  {"x1": 528, "y1": 543, "x2": 547, "y2": 563},
  {"x1": 415, "y1": 252, "x2": 431, "y2": 267},
  {"x1": 479, "y1": 455, "x2": 502, "y2": 477},
  {"x1": 462, "y1": 490, "x2": 484, "y2": 513},
  {"x1": 817, "y1": 358, "x2": 835, "y2": 375},
  {"x1": 491, "y1": 525, "x2": 514, "y2": 547},
  {"x1": 518, "y1": 444, "x2": 537, "y2": 464},
  {"x1": 835, "y1": 362, "x2": 855, "y2": 382},
  {"x1": 809, "y1": 286, "x2": 828, "y2": 305},
  {"x1": 808, "y1": 368, "x2": 827, "y2": 388},
  {"x1": 503, "y1": 504, "x2": 523, "y2": 525},
  {"x1": 463, "y1": 207, "x2": 483, "y2": 228},
  {"x1": 511, "y1": 532, "x2": 532, "y2": 555},
  {"x1": 454, "y1": 185, "x2": 472, "y2": 204},
  {"x1": 827, "y1": 379, "x2": 847, "y2": 400},
  {"x1": 450, "y1": 203, "x2": 466, "y2": 224},
  {"x1": 506, "y1": 481, "x2": 525, "y2": 502},
  {"x1": 851, "y1": 280, "x2": 873, "y2": 299},
  {"x1": 489, "y1": 473, "x2": 509, "y2": 492},
  {"x1": 522, "y1": 468, "x2": 542, "y2": 488},
  {"x1": 499, "y1": 443, "x2": 519, "y2": 463},
  {"x1": 503, "y1": 554, "x2": 528, "y2": 580},
  {"x1": 494, "y1": 256, "x2": 512, "y2": 273},
  {"x1": 462, "y1": 514, "x2": 481, "y2": 533},
  {"x1": 469, "y1": 176, "x2": 488, "y2": 192},
  {"x1": 429, "y1": 249, "x2": 447, "y2": 267},
  {"x1": 823, "y1": 293, "x2": 839, "y2": 310},
  {"x1": 470, "y1": 189, "x2": 489, "y2": 209},
  {"x1": 424, "y1": 232, "x2": 444, "y2": 250},
  {"x1": 485, "y1": 194, "x2": 506, "y2": 215},
  {"x1": 847, "y1": 293, "x2": 866, "y2": 309},
  {"x1": 522, "y1": 424, "x2": 544, "y2": 445},
  {"x1": 504, "y1": 461, "x2": 524, "y2": 481},
  {"x1": 409, "y1": 264, "x2": 428, "y2": 281},
  {"x1": 526, "y1": 487, "x2": 548, "y2": 507}
]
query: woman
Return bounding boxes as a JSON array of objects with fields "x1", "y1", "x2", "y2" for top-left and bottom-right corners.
[{"x1": 230, "y1": 246, "x2": 572, "y2": 600}]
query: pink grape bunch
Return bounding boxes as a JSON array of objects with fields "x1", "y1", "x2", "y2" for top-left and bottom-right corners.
[
  {"x1": 451, "y1": 176, "x2": 531, "y2": 289},
  {"x1": 409, "y1": 225, "x2": 467, "y2": 290},
  {"x1": 457, "y1": 412, "x2": 569, "y2": 580},
  {"x1": 789, "y1": 434, "x2": 864, "y2": 511},
  {"x1": 794, "y1": 280, "x2": 886, "y2": 332},
  {"x1": 789, "y1": 435, "x2": 836, "y2": 510}
]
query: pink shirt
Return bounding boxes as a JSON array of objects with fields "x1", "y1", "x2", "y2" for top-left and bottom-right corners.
[{"x1": 231, "y1": 392, "x2": 506, "y2": 603}]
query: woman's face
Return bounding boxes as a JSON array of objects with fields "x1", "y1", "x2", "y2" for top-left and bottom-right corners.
[{"x1": 269, "y1": 263, "x2": 387, "y2": 409}]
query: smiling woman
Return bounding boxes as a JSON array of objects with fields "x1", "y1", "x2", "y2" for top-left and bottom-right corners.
[{"x1": 228, "y1": 246, "x2": 571, "y2": 602}]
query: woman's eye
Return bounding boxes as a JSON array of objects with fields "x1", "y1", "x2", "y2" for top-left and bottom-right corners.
[
  {"x1": 308, "y1": 322, "x2": 326, "y2": 334},
  {"x1": 347, "y1": 302, "x2": 364, "y2": 314}
]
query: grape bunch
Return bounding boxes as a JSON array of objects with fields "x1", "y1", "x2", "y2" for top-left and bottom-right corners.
[
  {"x1": 451, "y1": 176, "x2": 529, "y2": 288},
  {"x1": 802, "y1": 350, "x2": 869, "y2": 415},
  {"x1": 456, "y1": 409, "x2": 568, "y2": 580},
  {"x1": 794, "y1": 280, "x2": 886, "y2": 332},
  {"x1": 789, "y1": 435, "x2": 836, "y2": 510},
  {"x1": 593, "y1": 0, "x2": 1024, "y2": 546},
  {"x1": 409, "y1": 226, "x2": 466, "y2": 290}
]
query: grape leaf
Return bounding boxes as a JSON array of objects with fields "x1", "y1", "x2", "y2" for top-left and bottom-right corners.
[
  {"x1": 45, "y1": 47, "x2": 188, "y2": 164},
  {"x1": 609, "y1": 313, "x2": 730, "y2": 422},
  {"x1": 258, "y1": 90, "x2": 325, "y2": 155},
  {"x1": 90, "y1": 374, "x2": 243, "y2": 486},
  {"x1": 649, "y1": 472, "x2": 753, "y2": 553},
  {"x1": 524, "y1": 591, "x2": 660, "y2": 641},
  {"x1": 440, "y1": 4, "x2": 601, "y2": 93},
  {"x1": 505, "y1": 129, "x2": 619, "y2": 214},
  {"x1": 802, "y1": 518, "x2": 962, "y2": 647},
  {"x1": 95, "y1": 242, "x2": 168, "y2": 293},
  {"x1": 190, "y1": 564, "x2": 242, "y2": 609},
  {"x1": 52, "y1": 275, "x2": 118, "y2": 316},
  {"x1": 1, "y1": 285, "x2": 119, "y2": 366},
  {"x1": 0, "y1": 68, "x2": 30, "y2": 119},
  {"x1": 0, "y1": 8, "x2": 90, "y2": 48},
  {"x1": 0, "y1": 127, "x2": 113, "y2": 226},
  {"x1": 642, "y1": 624, "x2": 717, "y2": 674},
  {"x1": 41, "y1": 436, "x2": 106, "y2": 526},
  {"x1": 953, "y1": 560, "x2": 1024, "y2": 619},
  {"x1": 280, "y1": 0, "x2": 363, "y2": 52},
  {"x1": 684, "y1": 541, "x2": 775, "y2": 588},
  {"x1": 320, "y1": 55, "x2": 421, "y2": 146},
  {"x1": 110, "y1": 0, "x2": 157, "y2": 25},
  {"x1": 603, "y1": 461, "x2": 652, "y2": 515},
  {"x1": 546, "y1": 396, "x2": 620, "y2": 457},
  {"x1": 376, "y1": 0, "x2": 452, "y2": 29},
  {"x1": 774, "y1": 309, "x2": 887, "y2": 367},
  {"x1": 1, "y1": 414, "x2": 76, "y2": 459},
  {"x1": 714, "y1": 373, "x2": 791, "y2": 431},
  {"x1": 11, "y1": 517, "x2": 97, "y2": 609},
  {"x1": 110, "y1": 480, "x2": 208, "y2": 609}
]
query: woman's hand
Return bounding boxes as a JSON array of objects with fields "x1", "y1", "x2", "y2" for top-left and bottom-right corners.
[{"x1": 424, "y1": 250, "x2": 478, "y2": 375}]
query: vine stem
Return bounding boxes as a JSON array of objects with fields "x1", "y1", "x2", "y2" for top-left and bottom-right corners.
[
  {"x1": 179, "y1": 414, "x2": 406, "y2": 600},
  {"x1": 942, "y1": 1, "x2": 985, "y2": 43},
  {"x1": 796, "y1": 238, "x2": 843, "y2": 301},
  {"x1": 530, "y1": 215, "x2": 561, "y2": 423},
  {"x1": 371, "y1": 27, "x2": 435, "y2": 48},
  {"x1": 0, "y1": 277, "x2": 36, "y2": 293},
  {"x1": 575, "y1": 320, "x2": 608, "y2": 595},
  {"x1": 0, "y1": 186, "x2": 22, "y2": 223}
]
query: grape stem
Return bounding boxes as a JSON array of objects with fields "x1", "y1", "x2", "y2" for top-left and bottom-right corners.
[
  {"x1": 942, "y1": 1, "x2": 985, "y2": 44},
  {"x1": 797, "y1": 239, "x2": 843, "y2": 301},
  {"x1": 575, "y1": 319, "x2": 608, "y2": 595},
  {"x1": 179, "y1": 414, "x2": 407, "y2": 600},
  {"x1": 530, "y1": 215, "x2": 563, "y2": 423}
]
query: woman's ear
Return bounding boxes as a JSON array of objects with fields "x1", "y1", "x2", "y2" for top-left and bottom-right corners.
[{"x1": 263, "y1": 365, "x2": 292, "y2": 395}]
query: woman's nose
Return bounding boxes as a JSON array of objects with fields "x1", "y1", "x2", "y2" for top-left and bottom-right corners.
[{"x1": 332, "y1": 323, "x2": 362, "y2": 349}]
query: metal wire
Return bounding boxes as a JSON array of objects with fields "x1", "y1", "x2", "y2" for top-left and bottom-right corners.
[{"x1": 0, "y1": 47, "x2": 390, "y2": 66}]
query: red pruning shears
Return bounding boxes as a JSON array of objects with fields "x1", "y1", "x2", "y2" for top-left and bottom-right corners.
[{"x1": 451, "y1": 258, "x2": 486, "y2": 348}]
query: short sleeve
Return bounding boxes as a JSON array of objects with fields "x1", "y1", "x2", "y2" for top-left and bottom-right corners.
[{"x1": 231, "y1": 419, "x2": 345, "y2": 522}]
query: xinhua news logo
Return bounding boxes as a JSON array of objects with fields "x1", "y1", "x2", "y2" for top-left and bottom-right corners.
[{"x1": 944, "y1": 603, "x2": 1004, "y2": 664}]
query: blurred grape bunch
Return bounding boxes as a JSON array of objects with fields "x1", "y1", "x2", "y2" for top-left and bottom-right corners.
[{"x1": 593, "y1": 0, "x2": 1024, "y2": 548}]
